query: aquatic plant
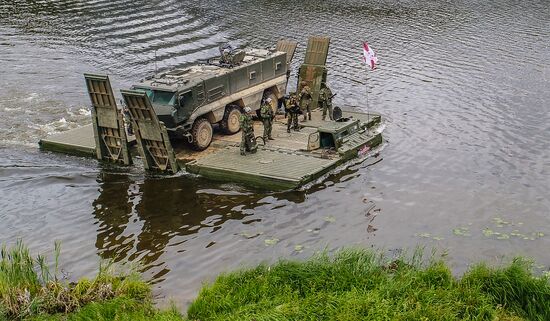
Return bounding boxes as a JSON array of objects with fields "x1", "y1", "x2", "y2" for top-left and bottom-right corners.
[{"x1": 0, "y1": 240, "x2": 150, "y2": 320}]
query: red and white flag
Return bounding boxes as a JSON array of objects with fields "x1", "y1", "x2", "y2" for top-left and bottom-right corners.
[{"x1": 362, "y1": 42, "x2": 378, "y2": 70}]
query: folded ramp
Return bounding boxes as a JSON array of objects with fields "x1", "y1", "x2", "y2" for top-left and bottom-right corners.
[
  {"x1": 304, "y1": 36, "x2": 330, "y2": 66},
  {"x1": 121, "y1": 90, "x2": 178, "y2": 173},
  {"x1": 276, "y1": 39, "x2": 298, "y2": 65},
  {"x1": 298, "y1": 36, "x2": 331, "y2": 110},
  {"x1": 84, "y1": 74, "x2": 132, "y2": 165}
]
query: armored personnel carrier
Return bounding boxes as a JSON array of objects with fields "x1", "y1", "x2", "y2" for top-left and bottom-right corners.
[{"x1": 130, "y1": 44, "x2": 295, "y2": 150}]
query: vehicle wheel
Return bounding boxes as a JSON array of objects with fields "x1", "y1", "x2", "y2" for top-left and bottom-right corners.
[
  {"x1": 220, "y1": 105, "x2": 242, "y2": 134},
  {"x1": 191, "y1": 118, "x2": 213, "y2": 151}
]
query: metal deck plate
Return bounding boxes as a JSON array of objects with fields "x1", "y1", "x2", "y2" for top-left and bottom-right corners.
[
  {"x1": 186, "y1": 147, "x2": 338, "y2": 189},
  {"x1": 39, "y1": 124, "x2": 96, "y2": 156}
]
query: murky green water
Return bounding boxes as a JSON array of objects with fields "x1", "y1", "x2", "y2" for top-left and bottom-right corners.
[{"x1": 1, "y1": 0, "x2": 549, "y2": 308}]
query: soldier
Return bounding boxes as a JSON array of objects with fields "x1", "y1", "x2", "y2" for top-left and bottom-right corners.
[
  {"x1": 299, "y1": 82, "x2": 312, "y2": 122},
  {"x1": 285, "y1": 93, "x2": 301, "y2": 133},
  {"x1": 319, "y1": 82, "x2": 334, "y2": 121},
  {"x1": 260, "y1": 97, "x2": 275, "y2": 141},
  {"x1": 239, "y1": 106, "x2": 257, "y2": 155}
]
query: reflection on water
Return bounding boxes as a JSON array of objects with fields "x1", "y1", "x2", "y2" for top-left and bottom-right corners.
[
  {"x1": 88, "y1": 167, "x2": 313, "y2": 298},
  {"x1": 1, "y1": 0, "x2": 550, "y2": 308}
]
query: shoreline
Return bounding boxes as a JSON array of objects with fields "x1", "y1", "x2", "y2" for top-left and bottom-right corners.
[{"x1": 2, "y1": 242, "x2": 549, "y2": 320}]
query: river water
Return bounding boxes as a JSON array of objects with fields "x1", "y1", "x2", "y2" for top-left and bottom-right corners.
[{"x1": 1, "y1": 0, "x2": 549, "y2": 308}]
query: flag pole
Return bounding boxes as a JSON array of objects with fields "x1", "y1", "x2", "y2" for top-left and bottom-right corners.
[
  {"x1": 363, "y1": 41, "x2": 370, "y2": 130},
  {"x1": 366, "y1": 65, "x2": 370, "y2": 130},
  {"x1": 362, "y1": 40, "x2": 376, "y2": 131}
]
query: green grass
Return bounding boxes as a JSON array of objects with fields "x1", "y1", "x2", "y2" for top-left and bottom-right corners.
[
  {"x1": 2, "y1": 242, "x2": 549, "y2": 320},
  {"x1": 187, "y1": 249, "x2": 549, "y2": 321},
  {"x1": 0, "y1": 240, "x2": 154, "y2": 320},
  {"x1": 26, "y1": 297, "x2": 183, "y2": 321}
]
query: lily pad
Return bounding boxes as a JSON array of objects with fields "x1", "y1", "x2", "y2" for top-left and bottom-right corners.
[
  {"x1": 264, "y1": 238, "x2": 280, "y2": 246},
  {"x1": 453, "y1": 227, "x2": 470, "y2": 236},
  {"x1": 482, "y1": 228, "x2": 495, "y2": 237},
  {"x1": 294, "y1": 245, "x2": 304, "y2": 252},
  {"x1": 415, "y1": 233, "x2": 431, "y2": 238},
  {"x1": 493, "y1": 217, "x2": 511, "y2": 227}
]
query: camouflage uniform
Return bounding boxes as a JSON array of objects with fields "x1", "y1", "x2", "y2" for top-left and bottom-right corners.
[
  {"x1": 286, "y1": 94, "x2": 300, "y2": 133},
  {"x1": 239, "y1": 112, "x2": 257, "y2": 155},
  {"x1": 299, "y1": 85, "x2": 312, "y2": 122},
  {"x1": 319, "y1": 85, "x2": 333, "y2": 121},
  {"x1": 260, "y1": 101, "x2": 274, "y2": 141}
]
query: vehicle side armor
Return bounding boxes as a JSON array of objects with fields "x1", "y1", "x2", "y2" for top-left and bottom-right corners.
[{"x1": 131, "y1": 45, "x2": 296, "y2": 150}]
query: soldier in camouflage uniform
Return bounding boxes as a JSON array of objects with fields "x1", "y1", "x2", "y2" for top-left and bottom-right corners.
[
  {"x1": 260, "y1": 97, "x2": 275, "y2": 141},
  {"x1": 239, "y1": 106, "x2": 257, "y2": 155},
  {"x1": 285, "y1": 93, "x2": 300, "y2": 133},
  {"x1": 319, "y1": 83, "x2": 334, "y2": 121},
  {"x1": 299, "y1": 82, "x2": 312, "y2": 122}
]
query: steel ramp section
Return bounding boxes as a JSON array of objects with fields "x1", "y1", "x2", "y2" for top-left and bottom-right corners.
[
  {"x1": 304, "y1": 36, "x2": 330, "y2": 66},
  {"x1": 297, "y1": 64, "x2": 327, "y2": 110},
  {"x1": 297, "y1": 36, "x2": 330, "y2": 110},
  {"x1": 84, "y1": 73, "x2": 131, "y2": 165},
  {"x1": 186, "y1": 147, "x2": 338, "y2": 189},
  {"x1": 121, "y1": 90, "x2": 178, "y2": 173},
  {"x1": 276, "y1": 39, "x2": 298, "y2": 64}
]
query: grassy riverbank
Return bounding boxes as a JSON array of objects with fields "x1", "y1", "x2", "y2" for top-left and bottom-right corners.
[
  {"x1": 2, "y1": 243, "x2": 549, "y2": 320},
  {"x1": 0, "y1": 241, "x2": 176, "y2": 321}
]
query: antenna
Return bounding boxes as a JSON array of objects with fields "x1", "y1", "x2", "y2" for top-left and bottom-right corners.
[{"x1": 154, "y1": 50, "x2": 158, "y2": 74}]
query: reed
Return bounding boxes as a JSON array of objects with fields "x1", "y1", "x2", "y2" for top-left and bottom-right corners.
[{"x1": 0, "y1": 240, "x2": 151, "y2": 320}]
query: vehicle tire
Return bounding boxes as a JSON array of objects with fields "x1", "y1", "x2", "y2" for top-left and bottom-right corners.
[
  {"x1": 220, "y1": 105, "x2": 242, "y2": 135},
  {"x1": 191, "y1": 118, "x2": 213, "y2": 151}
]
